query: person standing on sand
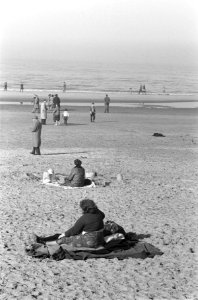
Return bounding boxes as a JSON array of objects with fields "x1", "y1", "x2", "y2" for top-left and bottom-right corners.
[
  {"x1": 20, "y1": 83, "x2": 24, "y2": 92},
  {"x1": 4, "y1": 82, "x2": 7, "y2": 91},
  {"x1": 104, "y1": 94, "x2": 110, "y2": 113},
  {"x1": 90, "y1": 102, "x2": 96, "y2": 122},
  {"x1": 32, "y1": 95, "x2": 40, "y2": 113},
  {"x1": 62, "y1": 108, "x2": 69, "y2": 125},
  {"x1": 30, "y1": 116, "x2": 42, "y2": 155},
  {"x1": 63, "y1": 82, "x2": 66, "y2": 92},
  {"x1": 40, "y1": 100, "x2": 48, "y2": 124},
  {"x1": 53, "y1": 104, "x2": 61, "y2": 125},
  {"x1": 53, "y1": 94, "x2": 61, "y2": 108}
]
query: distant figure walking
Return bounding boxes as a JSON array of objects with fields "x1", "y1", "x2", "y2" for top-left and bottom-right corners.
[
  {"x1": 20, "y1": 83, "x2": 24, "y2": 92},
  {"x1": 53, "y1": 94, "x2": 61, "y2": 108},
  {"x1": 139, "y1": 84, "x2": 143, "y2": 94},
  {"x1": 32, "y1": 95, "x2": 40, "y2": 113},
  {"x1": 104, "y1": 94, "x2": 110, "y2": 113},
  {"x1": 63, "y1": 82, "x2": 66, "y2": 92},
  {"x1": 40, "y1": 100, "x2": 48, "y2": 124},
  {"x1": 4, "y1": 82, "x2": 7, "y2": 91},
  {"x1": 30, "y1": 116, "x2": 42, "y2": 155},
  {"x1": 53, "y1": 104, "x2": 60, "y2": 125},
  {"x1": 62, "y1": 108, "x2": 69, "y2": 125},
  {"x1": 90, "y1": 102, "x2": 96, "y2": 122}
]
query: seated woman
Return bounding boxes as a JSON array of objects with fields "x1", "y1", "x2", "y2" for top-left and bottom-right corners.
[
  {"x1": 36, "y1": 199, "x2": 105, "y2": 248},
  {"x1": 64, "y1": 159, "x2": 85, "y2": 187}
]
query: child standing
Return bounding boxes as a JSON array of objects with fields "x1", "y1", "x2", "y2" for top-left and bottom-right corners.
[{"x1": 62, "y1": 108, "x2": 69, "y2": 125}]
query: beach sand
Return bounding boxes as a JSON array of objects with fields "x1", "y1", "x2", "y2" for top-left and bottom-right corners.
[{"x1": 0, "y1": 98, "x2": 198, "y2": 299}]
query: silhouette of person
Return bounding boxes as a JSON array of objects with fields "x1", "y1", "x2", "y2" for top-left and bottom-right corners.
[
  {"x1": 63, "y1": 82, "x2": 66, "y2": 92},
  {"x1": 4, "y1": 82, "x2": 7, "y2": 91},
  {"x1": 90, "y1": 102, "x2": 96, "y2": 122},
  {"x1": 104, "y1": 94, "x2": 110, "y2": 113},
  {"x1": 20, "y1": 83, "x2": 24, "y2": 92}
]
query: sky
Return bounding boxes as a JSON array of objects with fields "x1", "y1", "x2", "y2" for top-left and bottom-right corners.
[{"x1": 0, "y1": 0, "x2": 197, "y2": 65}]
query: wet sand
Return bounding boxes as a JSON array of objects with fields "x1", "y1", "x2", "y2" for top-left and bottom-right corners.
[{"x1": 0, "y1": 102, "x2": 198, "y2": 299}]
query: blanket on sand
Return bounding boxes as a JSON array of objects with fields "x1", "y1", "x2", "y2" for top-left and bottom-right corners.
[
  {"x1": 42, "y1": 179, "x2": 95, "y2": 189},
  {"x1": 26, "y1": 238, "x2": 163, "y2": 261}
]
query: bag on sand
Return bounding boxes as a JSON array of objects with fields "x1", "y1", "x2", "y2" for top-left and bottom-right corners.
[{"x1": 104, "y1": 220, "x2": 126, "y2": 237}]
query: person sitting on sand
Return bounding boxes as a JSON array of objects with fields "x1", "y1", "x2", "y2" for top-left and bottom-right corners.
[
  {"x1": 64, "y1": 159, "x2": 85, "y2": 187},
  {"x1": 34, "y1": 199, "x2": 105, "y2": 248}
]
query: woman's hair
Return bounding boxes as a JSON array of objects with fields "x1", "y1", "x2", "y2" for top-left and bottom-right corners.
[
  {"x1": 80, "y1": 199, "x2": 98, "y2": 214},
  {"x1": 74, "y1": 159, "x2": 82, "y2": 167}
]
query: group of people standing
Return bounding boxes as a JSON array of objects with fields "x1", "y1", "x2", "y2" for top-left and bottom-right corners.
[{"x1": 32, "y1": 94, "x2": 69, "y2": 126}]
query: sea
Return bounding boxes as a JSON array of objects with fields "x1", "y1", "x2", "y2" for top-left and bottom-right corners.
[{"x1": 0, "y1": 58, "x2": 198, "y2": 97}]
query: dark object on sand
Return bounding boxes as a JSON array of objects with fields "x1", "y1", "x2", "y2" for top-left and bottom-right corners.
[{"x1": 153, "y1": 133, "x2": 165, "y2": 137}]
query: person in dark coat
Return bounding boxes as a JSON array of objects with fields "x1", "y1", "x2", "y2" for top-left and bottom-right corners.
[
  {"x1": 34, "y1": 199, "x2": 105, "y2": 248},
  {"x1": 53, "y1": 94, "x2": 61, "y2": 108},
  {"x1": 53, "y1": 104, "x2": 60, "y2": 125},
  {"x1": 30, "y1": 116, "x2": 42, "y2": 155},
  {"x1": 64, "y1": 159, "x2": 85, "y2": 187}
]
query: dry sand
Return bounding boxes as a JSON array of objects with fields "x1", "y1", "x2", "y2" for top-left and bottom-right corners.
[{"x1": 0, "y1": 101, "x2": 198, "y2": 299}]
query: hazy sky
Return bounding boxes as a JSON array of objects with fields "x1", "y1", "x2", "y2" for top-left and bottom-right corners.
[{"x1": 0, "y1": 0, "x2": 197, "y2": 65}]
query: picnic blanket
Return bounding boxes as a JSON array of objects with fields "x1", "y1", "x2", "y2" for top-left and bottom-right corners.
[
  {"x1": 26, "y1": 236, "x2": 163, "y2": 261},
  {"x1": 42, "y1": 179, "x2": 96, "y2": 189}
]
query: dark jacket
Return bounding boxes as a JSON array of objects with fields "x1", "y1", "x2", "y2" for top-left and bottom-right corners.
[
  {"x1": 65, "y1": 209, "x2": 105, "y2": 237},
  {"x1": 32, "y1": 119, "x2": 42, "y2": 147},
  {"x1": 68, "y1": 166, "x2": 85, "y2": 187}
]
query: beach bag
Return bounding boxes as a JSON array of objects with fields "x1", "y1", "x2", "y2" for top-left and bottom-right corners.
[{"x1": 104, "y1": 221, "x2": 126, "y2": 237}]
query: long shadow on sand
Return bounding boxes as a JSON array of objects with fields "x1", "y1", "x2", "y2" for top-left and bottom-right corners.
[{"x1": 42, "y1": 151, "x2": 88, "y2": 156}]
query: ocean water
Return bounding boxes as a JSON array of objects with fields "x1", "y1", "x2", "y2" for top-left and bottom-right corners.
[{"x1": 0, "y1": 58, "x2": 198, "y2": 95}]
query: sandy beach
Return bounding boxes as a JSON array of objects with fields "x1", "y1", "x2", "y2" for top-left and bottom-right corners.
[{"x1": 0, "y1": 94, "x2": 198, "y2": 299}]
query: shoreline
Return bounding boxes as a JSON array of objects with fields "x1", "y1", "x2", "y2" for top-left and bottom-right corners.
[{"x1": 0, "y1": 91, "x2": 198, "y2": 108}]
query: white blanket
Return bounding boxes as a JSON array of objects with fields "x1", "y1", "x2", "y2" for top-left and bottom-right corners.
[{"x1": 42, "y1": 181, "x2": 96, "y2": 189}]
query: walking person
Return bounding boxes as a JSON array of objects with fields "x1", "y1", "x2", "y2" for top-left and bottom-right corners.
[
  {"x1": 62, "y1": 108, "x2": 69, "y2": 125},
  {"x1": 63, "y1": 82, "x2": 66, "y2": 92},
  {"x1": 40, "y1": 100, "x2": 48, "y2": 124},
  {"x1": 20, "y1": 83, "x2": 24, "y2": 92},
  {"x1": 53, "y1": 104, "x2": 61, "y2": 125},
  {"x1": 30, "y1": 116, "x2": 42, "y2": 155},
  {"x1": 104, "y1": 94, "x2": 110, "y2": 113},
  {"x1": 90, "y1": 102, "x2": 96, "y2": 122},
  {"x1": 4, "y1": 82, "x2": 7, "y2": 91}
]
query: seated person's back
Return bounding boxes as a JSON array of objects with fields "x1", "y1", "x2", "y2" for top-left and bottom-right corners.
[{"x1": 66, "y1": 159, "x2": 85, "y2": 187}]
